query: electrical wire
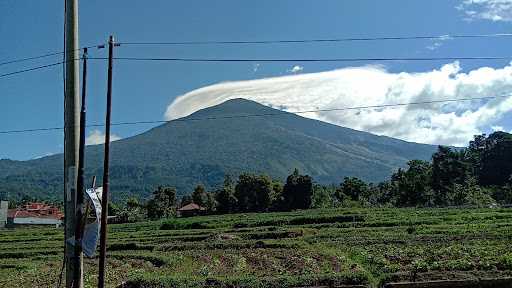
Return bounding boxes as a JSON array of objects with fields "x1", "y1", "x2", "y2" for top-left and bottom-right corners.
[
  {"x1": 118, "y1": 33, "x2": 512, "y2": 46},
  {"x1": 88, "y1": 56, "x2": 512, "y2": 63},
  {"x1": 0, "y1": 45, "x2": 102, "y2": 67},
  {"x1": 0, "y1": 94, "x2": 509, "y2": 135},
  {"x1": 4, "y1": 54, "x2": 511, "y2": 80},
  {"x1": 0, "y1": 58, "x2": 84, "y2": 79},
  {"x1": 3, "y1": 32, "x2": 511, "y2": 68},
  {"x1": 0, "y1": 62, "x2": 65, "y2": 78}
]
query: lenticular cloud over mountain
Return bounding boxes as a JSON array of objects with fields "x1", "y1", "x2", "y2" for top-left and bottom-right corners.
[{"x1": 165, "y1": 62, "x2": 512, "y2": 146}]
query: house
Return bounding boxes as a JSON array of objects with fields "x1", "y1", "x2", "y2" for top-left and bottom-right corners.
[
  {"x1": 177, "y1": 203, "x2": 206, "y2": 217},
  {"x1": 7, "y1": 202, "x2": 63, "y2": 227}
]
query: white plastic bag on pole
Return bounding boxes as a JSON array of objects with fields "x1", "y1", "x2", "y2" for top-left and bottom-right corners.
[{"x1": 82, "y1": 187, "x2": 102, "y2": 257}]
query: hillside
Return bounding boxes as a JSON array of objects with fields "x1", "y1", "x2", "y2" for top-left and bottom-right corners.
[{"x1": 0, "y1": 99, "x2": 438, "y2": 201}]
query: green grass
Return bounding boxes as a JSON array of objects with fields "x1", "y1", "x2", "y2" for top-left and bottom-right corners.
[{"x1": 1, "y1": 207, "x2": 512, "y2": 287}]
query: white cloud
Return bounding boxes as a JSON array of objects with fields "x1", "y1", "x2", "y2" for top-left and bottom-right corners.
[
  {"x1": 32, "y1": 152, "x2": 56, "y2": 160},
  {"x1": 426, "y1": 35, "x2": 452, "y2": 51},
  {"x1": 426, "y1": 42, "x2": 443, "y2": 51},
  {"x1": 458, "y1": 0, "x2": 512, "y2": 21},
  {"x1": 165, "y1": 62, "x2": 512, "y2": 146},
  {"x1": 85, "y1": 129, "x2": 121, "y2": 146},
  {"x1": 491, "y1": 125, "x2": 505, "y2": 131},
  {"x1": 288, "y1": 65, "x2": 304, "y2": 73}
]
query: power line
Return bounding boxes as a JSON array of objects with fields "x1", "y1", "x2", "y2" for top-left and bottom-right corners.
[
  {"x1": 89, "y1": 56, "x2": 512, "y2": 63},
  {"x1": 0, "y1": 45, "x2": 103, "y2": 67},
  {"x1": 0, "y1": 95, "x2": 509, "y2": 135},
  {"x1": 0, "y1": 51, "x2": 68, "y2": 67},
  {"x1": 0, "y1": 61, "x2": 65, "y2": 78},
  {"x1": 4, "y1": 54, "x2": 511, "y2": 80},
  {"x1": 3, "y1": 32, "x2": 510, "y2": 68},
  {"x1": 118, "y1": 33, "x2": 512, "y2": 46},
  {"x1": 0, "y1": 58, "x2": 87, "y2": 79}
]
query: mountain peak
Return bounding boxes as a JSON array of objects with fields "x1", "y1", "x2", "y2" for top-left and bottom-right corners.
[
  {"x1": 185, "y1": 98, "x2": 279, "y2": 118},
  {"x1": 0, "y1": 97, "x2": 438, "y2": 201}
]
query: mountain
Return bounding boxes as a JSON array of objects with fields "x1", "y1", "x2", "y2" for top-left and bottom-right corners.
[{"x1": 0, "y1": 99, "x2": 438, "y2": 201}]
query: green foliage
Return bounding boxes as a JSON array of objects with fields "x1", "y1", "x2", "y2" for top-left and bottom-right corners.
[
  {"x1": 215, "y1": 175, "x2": 238, "y2": 214},
  {"x1": 336, "y1": 177, "x2": 369, "y2": 202},
  {"x1": 281, "y1": 169, "x2": 313, "y2": 210},
  {"x1": 392, "y1": 160, "x2": 433, "y2": 207},
  {"x1": 448, "y1": 177, "x2": 495, "y2": 207},
  {"x1": 479, "y1": 132, "x2": 512, "y2": 186},
  {"x1": 146, "y1": 186, "x2": 177, "y2": 220},
  {"x1": 499, "y1": 253, "x2": 512, "y2": 270},
  {"x1": 160, "y1": 218, "x2": 209, "y2": 230},
  {"x1": 364, "y1": 182, "x2": 397, "y2": 207},
  {"x1": 311, "y1": 185, "x2": 336, "y2": 209},
  {"x1": 432, "y1": 146, "x2": 471, "y2": 205},
  {"x1": 205, "y1": 192, "x2": 217, "y2": 213},
  {"x1": 192, "y1": 184, "x2": 208, "y2": 207},
  {"x1": 118, "y1": 196, "x2": 146, "y2": 223},
  {"x1": 493, "y1": 182, "x2": 512, "y2": 204},
  {"x1": 109, "y1": 202, "x2": 123, "y2": 216},
  {"x1": 235, "y1": 173, "x2": 273, "y2": 212}
]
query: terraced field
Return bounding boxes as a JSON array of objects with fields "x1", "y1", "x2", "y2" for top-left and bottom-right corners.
[{"x1": 1, "y1": 208, "x2": 512, "y2": 287}]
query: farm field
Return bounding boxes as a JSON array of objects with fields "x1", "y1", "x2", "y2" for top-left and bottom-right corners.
[{"x1": 1, "y1": 208, "x2": 512, "y2": 288}]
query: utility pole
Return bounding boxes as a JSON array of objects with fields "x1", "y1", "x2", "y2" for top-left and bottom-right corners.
[
  {"x1": 98, "y1": 35, "x2": 115, "y2": 288},
  {"x1": 64, "y1": 0, "x2": 81, "y2": 287},
  {"x1": 73, "y1": 47, "x2": 87, "y2": 288}
]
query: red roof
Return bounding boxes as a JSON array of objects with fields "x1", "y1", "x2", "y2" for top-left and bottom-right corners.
[
  {"x1": 8, "y1": 202, "x2": 63, "y2": 220},
  {"x1": 8, "y1": 209, "x2": 61, "y2": 219},
  {"x1": 178, "y1": 203, "x2": 205, "y2": 211}
]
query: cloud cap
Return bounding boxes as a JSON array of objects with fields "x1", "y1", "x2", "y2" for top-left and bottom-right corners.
[{"x1": 165, "y1": 63, "x2": 512, "y2": 146}]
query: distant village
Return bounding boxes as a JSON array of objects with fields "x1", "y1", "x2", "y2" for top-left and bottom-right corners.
[
  {"x1": 0, "y1": 201, "x2": 63, "y2": 228},
  {"x1": 0, "y1": 200, "x2": 208, "y2": 229}
]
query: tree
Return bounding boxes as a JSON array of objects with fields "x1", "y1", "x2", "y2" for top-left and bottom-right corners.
[
  {"x1": 466, "y1": 134, "x2": 487, "y2": 176},
  {"x1": 146, "y1": 186, "x2": 177, "y2": 220},
  {"x1": 503, "y1": 181, "x2": 512, "y2": 204},
  {"x1": 281, "y1": 169, "x2": 313, "y2": 210},
  {"x1": 432, "y1": 147, "x2": 470, "y2": 206},
  {"x1": 191, "y1": 184, "x2": 208, "y2": 207},
  {"x1": 108, "y1": 202, "x2": 122, "y2": 216},
  {"x1": 370, "y1": 181, "x2": 398, "y2": 207},
  {"x1": 449, "y1": 177, "x2": 495, "y2": 207},
  {"x1": 492, "y1": 175, "x2": 512, "y2": 205},
  {"x1": 479, "y1": 132, "x2": 512, "y2": 186},
  {"x1": 235, "y1": 173, "x2": 273, "y2": 212},
  {"x1": 119, "y1": 196, "x2": 145, "y2": 223},
  {"x1": 215, "y1": 175, "x2": 238, "y2": 214},
  {"x1": 205, "y1": 192, "x2": 217, "y2": 213},
  {"x1": 270, "y1": 180, "x2": 284, "y2": 210},
  {"x1": 126, "y1": 196, "x2": 140, "y2": 210},
  {"x1": 391, "y1": 160, "x2": 433, "y2": 207},
  {"x1": 336, "y1": 177, "x2": 369, "y2": 202},
  {"x1": 311, "y1": 184, "x2": 335, "y2": 209}
]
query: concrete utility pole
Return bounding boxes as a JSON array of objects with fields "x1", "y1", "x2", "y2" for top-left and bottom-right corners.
[
  {"x1": 73, "y1": 47, "x2": 87, "y2": 288},
  {"x1": 64, "y1": 0, "x2": 81, "y2": 287}
]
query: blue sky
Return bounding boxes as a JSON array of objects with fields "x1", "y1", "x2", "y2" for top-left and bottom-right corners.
[{"x1": 1, "y1": 0, "x2": 512, "y2": 160}]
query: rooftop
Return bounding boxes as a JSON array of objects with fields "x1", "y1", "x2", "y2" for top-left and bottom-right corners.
[{"x1": 178, "y1": 203, "x2": 206, "y2": 211}]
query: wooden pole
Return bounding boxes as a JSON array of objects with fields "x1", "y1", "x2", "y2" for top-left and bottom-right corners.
[{"x1": 98, "y1": 35, "x2": 114, "y2": 288}]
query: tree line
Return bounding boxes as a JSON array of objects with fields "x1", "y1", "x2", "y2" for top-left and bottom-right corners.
[
  {"x1": 112, "y1": 168, "x2": 314, "y2": 221},
  {"x1": 111, "y1": 132, "x2": 512, "y2": 222}
]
